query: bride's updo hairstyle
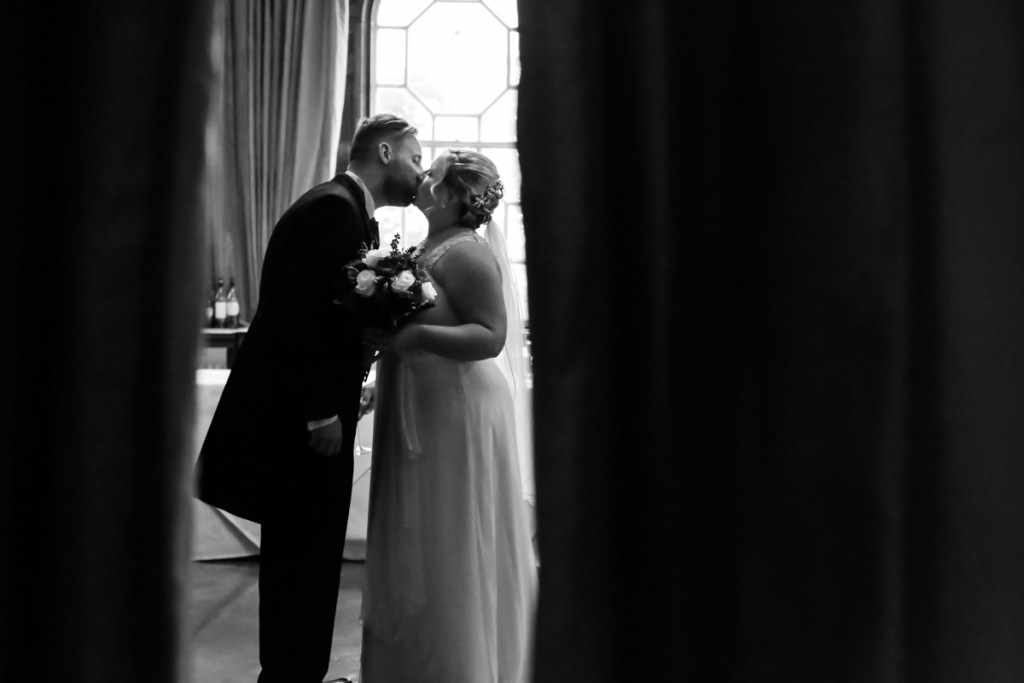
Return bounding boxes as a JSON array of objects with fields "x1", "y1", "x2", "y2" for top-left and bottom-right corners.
[{"x1": 430, "y1": 149, "x2": 504, "y2": 228}]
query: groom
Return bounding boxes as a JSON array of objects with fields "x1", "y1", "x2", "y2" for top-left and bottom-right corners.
[{"x1": 196, "y1": 114, "x2": 422, "y2": 682}]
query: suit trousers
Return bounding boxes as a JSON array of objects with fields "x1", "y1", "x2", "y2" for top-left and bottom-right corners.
[{"x1": 257, "y1": 440, "x2": 355, "y2": 683}]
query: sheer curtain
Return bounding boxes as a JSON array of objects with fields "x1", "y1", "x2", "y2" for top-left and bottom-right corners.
[
  {"x1": 204, "y1": 0, "x2": 348, "y2": 317},
  {"x1": 192, "y1": 0, "x2": 349, "y2": 559}
]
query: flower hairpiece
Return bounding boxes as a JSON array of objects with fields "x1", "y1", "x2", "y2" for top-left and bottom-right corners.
[{"x1": 469, "y1": 179, "x2": 504, "y2": 221}]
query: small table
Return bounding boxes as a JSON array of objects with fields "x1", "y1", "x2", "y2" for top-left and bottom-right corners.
[{"x1": 201, "y1": 326, "x2": 248, "y2": 368}]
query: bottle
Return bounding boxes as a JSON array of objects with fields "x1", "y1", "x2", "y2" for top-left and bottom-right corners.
[
  {"x1": 225, "y1": 278, "x2": 240, "y2": 328},
  {"x1": 204, "y1": 283, "x2": 215, "y2": 327},
  {"x1": 213, "y1": 277, "x2": 227, "y2": 327}
]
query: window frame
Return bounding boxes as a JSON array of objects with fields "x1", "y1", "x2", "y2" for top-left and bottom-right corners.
[{"x1": 360, "y1": 0, "x2": 528, "y2": 325}]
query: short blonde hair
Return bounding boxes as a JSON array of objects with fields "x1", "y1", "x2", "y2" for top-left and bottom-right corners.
[{"x1": 349, "y1": 114, "x2": 417, "y2": 163}]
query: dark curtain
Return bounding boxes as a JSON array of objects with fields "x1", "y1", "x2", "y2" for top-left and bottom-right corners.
[
  {"x1": 519, "y1": 1, "x2": 1024, "y2": 682},
  {"x1": 3, "y1": 2, "x2": 212, "y2": 681}
]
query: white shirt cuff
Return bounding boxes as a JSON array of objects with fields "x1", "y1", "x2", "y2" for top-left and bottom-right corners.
[{"x1": 306, "y1": 415, "x2": 339, "y2": 431}]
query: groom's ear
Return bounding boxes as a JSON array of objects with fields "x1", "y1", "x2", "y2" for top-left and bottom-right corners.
[{"x1": 377, "y1": 142, "x2": 393, "y2": 165}]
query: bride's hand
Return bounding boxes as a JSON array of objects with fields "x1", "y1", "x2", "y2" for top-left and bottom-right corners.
[{"x1": 392, "y1": 323, "x2": 424, "y2": 355}]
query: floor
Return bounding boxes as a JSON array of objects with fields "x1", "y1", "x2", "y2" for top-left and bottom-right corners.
[{"x1": 185, "y1": 558, "x2": 364, "y2": 683}]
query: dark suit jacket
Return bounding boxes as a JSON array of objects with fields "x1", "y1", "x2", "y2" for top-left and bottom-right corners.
[{"x1": 195, "y1": 173, "x2": 379, "y2": 523}]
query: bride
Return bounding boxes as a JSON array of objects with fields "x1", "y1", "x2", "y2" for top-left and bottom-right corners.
[{"x1": 359, "y1": 149, "x2": 537, "y2": 683}]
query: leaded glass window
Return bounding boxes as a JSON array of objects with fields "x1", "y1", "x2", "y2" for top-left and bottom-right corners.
[{"x1": 371, "y1": 0, "x2": 527, "y2": 320}]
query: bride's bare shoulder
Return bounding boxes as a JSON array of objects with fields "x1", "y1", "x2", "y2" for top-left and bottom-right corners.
[{"x1": 431, "y1": 238, "x2": 498, "y2": 280}]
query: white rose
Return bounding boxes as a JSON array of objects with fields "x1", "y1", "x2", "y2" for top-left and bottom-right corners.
[
  {"x1": 363, "y1": 248, "x2": 389, "y2": 268},
  {"x1": 391, "y1": 270, "x2": 416, "y2": 293},
  {"x1": 420, "y1": 280, "x2": 438, "y2": 303},
  {"x1": 354, "y1": 269, "x2": 378, "y2": 297}
]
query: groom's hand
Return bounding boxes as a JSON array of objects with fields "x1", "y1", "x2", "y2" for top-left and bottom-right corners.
[
  {"x1": 358, "y1": 382, "x2": 376, "y2": 419},
  {"x1": 308, "y1": 419, "x2": 343, "y2": 456}
]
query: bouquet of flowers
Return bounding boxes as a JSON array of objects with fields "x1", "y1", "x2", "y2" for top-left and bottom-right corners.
[
  {"x1": 343, "y1": 233, "x2": 436, "y2": 379},
  {"x1": 345, "y1": 233, "x2": 437, "y2": 329}
]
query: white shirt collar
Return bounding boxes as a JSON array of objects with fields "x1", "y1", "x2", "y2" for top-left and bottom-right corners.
[{"x1": 344, "y1": 170, "x2": 376, "y2": 219}]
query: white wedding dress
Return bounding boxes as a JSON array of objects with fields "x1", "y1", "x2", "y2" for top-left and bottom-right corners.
[{"x1": 360, "y1": 229, "x2": 537, "y2": 683}]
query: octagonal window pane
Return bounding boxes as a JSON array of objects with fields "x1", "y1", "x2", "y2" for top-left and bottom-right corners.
[
  {"x1": 374, "y1": 29, "x2": 406, "y2": 85},
  {"x1": 374, "y1": 87, "x2": 434, "y2": 139},
  {"x1": 482, "y1": 0, "x2": 518, "y2": 28},
  {"x1": 407, "y1": 3, "x2": 508, "y2": 114},
  {"x1": 480, "y1": 89, "x2": 516, "y2": 143},
  {"x1": 435, "y1": 115, "x2": 479, "y2": 142},
  {"x1": 375, "y1": 0, "x2": 433, "y2": 28}
]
